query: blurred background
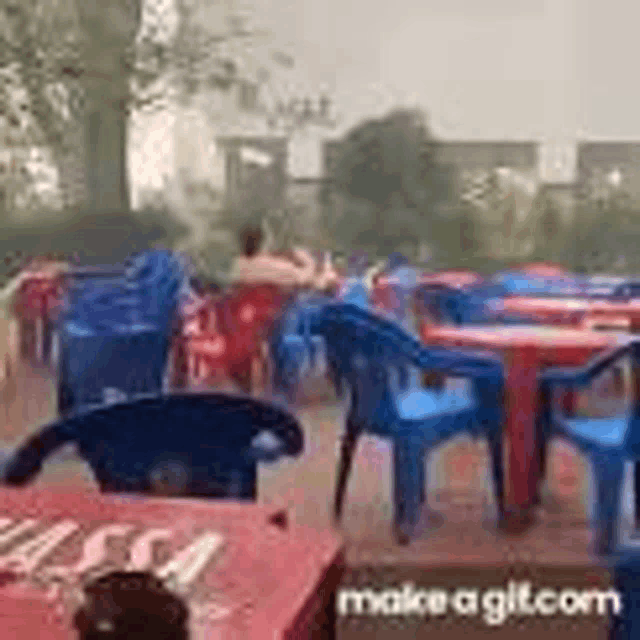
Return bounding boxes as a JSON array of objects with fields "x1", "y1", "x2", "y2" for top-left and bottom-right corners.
[{"x1": 0, "y1": 0, "x2": 638, "y2": 279}]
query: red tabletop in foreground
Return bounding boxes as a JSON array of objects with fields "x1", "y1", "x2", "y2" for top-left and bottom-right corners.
[
  {"x1": 421, "y1": 326, "x2": 624, "y2": 531},
  {"x1": 0, "y1": 489, "x2": 344, "y2": 639}
]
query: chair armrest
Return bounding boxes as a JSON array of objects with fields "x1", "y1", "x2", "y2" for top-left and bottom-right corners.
[
  {"x1": 539, "y1": 342, "x2": 631, "y2": 389},
  {"x1": 324, "y1": 302, "x2": 505, "y2": 387},
  {"x1": 418, "y1": 346, "x2": 504, "y2": 384}
]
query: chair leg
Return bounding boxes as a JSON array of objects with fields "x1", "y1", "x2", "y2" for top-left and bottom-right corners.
[
  {"x1": 634, "y1": 461, "x2": 640, "y2": 530},
  {"x1": 534, "y1": 382, "x2": 553, "y2": 507},
  {"x1": 392, "y1": 436, "x2": 422, "y2": 546},
  {"x1": 533, "y1": 426, "x2": 549, "y2": 507},
  {"x1": 592, "y1": 451, "x2": 625, "y2": 557},
  {"x1": 486, "y1": 425, "x2": 506, "y2": 525},
  {"x1": 229, "y1": 360, "x2": 253, "y2": 395},
  {"x1": 327, "y1": 361, "x2": 343, "y2": 399},
  {"x1": 333, "y1": 418, "x2": 360, "y2": 525},
  {"x1": 610, "y1": 553, "x2": 640, "y2": 640},
  {"x1": 419, "y1": 448, "x2": 426, "y2": 505}
]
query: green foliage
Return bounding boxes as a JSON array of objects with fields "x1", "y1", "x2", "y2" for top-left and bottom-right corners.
[
  {"x1": 0, "y1": 0, "x2": 141, "y2": 147},
  {"x1": 538, "y1": 197, "x2": 561, "y2": 242},
  {"x1": 333, "y1": 108, "x2": 427, "y2": 208},
  {"x1": 330, "y1": 108, "x2": 454, "y2": 256},
  {"x1": 569, "y1": 202, "x2": 640, "y2": 271},
  {"x1": 526, "y1": 194, "x2": 565, "y2": 261},
  {"x1": 429, "y1": 205, "x2": 482, "y2": 267},
  {"x1": 0, "y1": 206, "x2": 189, "y2": 274}
]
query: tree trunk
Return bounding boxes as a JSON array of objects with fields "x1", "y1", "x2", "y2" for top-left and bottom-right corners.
[
  {"x1": 83, "y1": 64, "x2": 131, "y2": 213},
  {"x1": 76, "y1": 0, "x2": 141, "y2": 214}
]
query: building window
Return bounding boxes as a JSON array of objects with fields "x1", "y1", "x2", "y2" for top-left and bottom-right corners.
[{"x1": 238, "y1": 81, "x2": 258, "y2": 111}]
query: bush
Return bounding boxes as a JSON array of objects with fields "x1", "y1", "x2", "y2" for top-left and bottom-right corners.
[{"x1": 0, "y1": 207, "x2": 190, "y2": 272}]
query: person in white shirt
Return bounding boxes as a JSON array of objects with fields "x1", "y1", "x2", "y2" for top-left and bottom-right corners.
[{"x1": 338, "y1": 251, "x2": 370, "y2": 309}]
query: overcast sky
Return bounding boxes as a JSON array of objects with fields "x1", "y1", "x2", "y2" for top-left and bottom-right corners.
[{"x1": 252, "y1": 0, "x2": 640, "y2": 140}]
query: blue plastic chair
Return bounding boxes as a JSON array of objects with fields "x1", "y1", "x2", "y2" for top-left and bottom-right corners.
[
  {"x1": 1, "y1": 393, "x2": 303, "y2": 500},
  {"x1": 57, "y1": 250, "x2": 189, "y2": 416},
  {"x1": 339, "y1": 276, "x2": 370, "y2": 310},
  {"x1": 416, "y1": 282, "x2": 507, "y2": 326},
  {"x1": 271, "y1": 300, "x2": 505, "y2": 543},
  {"x1": 609, "y1": 551, "x2": 640, "y2": 639},
  {"x1": 538, "y1": 340, "x2": 639, "y2": 556},
  {"x1": 269, "y1": 293, "x2": 333, "y2": 404}
]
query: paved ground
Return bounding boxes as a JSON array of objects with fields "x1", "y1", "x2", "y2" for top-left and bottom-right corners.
[{"x1": 0, "y1": 325, "x2": 634, "y2": 566}]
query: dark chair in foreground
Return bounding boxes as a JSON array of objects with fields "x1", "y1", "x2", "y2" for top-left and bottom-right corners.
[
  {"x1": 609, "y1": 551, "x2": 640, "y2": 640},
  {"x1": 0, "y1": 393, "x2": 303, "y2": 501}
]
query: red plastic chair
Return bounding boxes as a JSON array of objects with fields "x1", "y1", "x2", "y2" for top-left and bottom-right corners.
[
  {"x1": 176, "y1": 284, "x2": 292, "y2": 393},
  {"x1": 14, "y1": 276, "x2": 64, "y2": 362},
  {"x1": 371, "y1": 278, "x2": 398, "y2": 312},
  {"x1": 221, "y1": 284, "x2": 293, "y2": 393}
]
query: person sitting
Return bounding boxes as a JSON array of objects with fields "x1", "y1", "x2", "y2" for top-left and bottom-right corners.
[
  {"x1": 229, "y1": 224, "x2": 327, "y2": 290},
  {"x1": 385, "y1": 251, "x2": 419, "y2": 334},
  {"x1": 385, "y1": 252, "x2": 425, "y2": 389},
  {"x1": 338, "y1": 251, "x2": 370, "y2": 310}
]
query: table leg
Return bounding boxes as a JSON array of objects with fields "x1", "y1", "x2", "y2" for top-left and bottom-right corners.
[
  {"x1": 503, "y1": 345, "x2": 539, "y2": 533},
  {"x1": 171, "y1": 339, "x2": 189, "y2": 389},
  {"x1": 562, "y1": 390, "x2": 576, "y2": 415}
]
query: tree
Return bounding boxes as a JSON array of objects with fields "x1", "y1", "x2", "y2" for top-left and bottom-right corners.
[
  {"x1": 0, "y1": 0, "x2": 288, "y2": 265},
  {"x1": 429, "y1": 204, "x2": 481, "y2": 267},
  {"x1": 0, "y1": 0, "x2": 144, "y2": 213},
  {"x1": 330, "y1": 108, "x2": 445, "y2": 256},
  {"x1": 0, "y1": 0, "x2": 268, "y2": 215},
  {"x1": 530, "y1": 195, "x2": 563, "y2": 260},
  {"x1": 574, "y1": 202, "x2": 640, "y2": 272},
  {"x1": 0, "y1": 207, "x2": 189, "y2": 282}
]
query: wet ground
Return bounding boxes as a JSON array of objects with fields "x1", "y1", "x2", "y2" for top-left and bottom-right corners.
[{"x1": 0, "y1": 320, "x2": 628, "y2": 568}]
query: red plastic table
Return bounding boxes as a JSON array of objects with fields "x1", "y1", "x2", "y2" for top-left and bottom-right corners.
[
  {"x1": 0, "y1": 489, "x2": 344, "y2": 639},
  {"x1": 501, "y1": 296, "x2": 590, "y2": 326},
  {"x1": 502, "y1": 296, "x2": 640, "y2": 332},
  {"x1": 420, "y1": 326, "x2": 622, "y2": 530},
  {"x1": 586, "y1": 299, "x2": 640, "y2": 331}
]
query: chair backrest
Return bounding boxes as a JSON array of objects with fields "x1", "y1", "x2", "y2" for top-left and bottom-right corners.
[
  {"x1": 341, "y1": 343, "x2": 398, "y2": 435},
  {"x1": 219, "y1": 284, "x2": 291, "y2": 340},
  {"x1": 126, "y1": 250, "x2": 189, "y2": 331},
  {"x1": 320, "y1": 307, "x2": 413, "y2": 398},
  {"x1": 319, "y1": 303, "x2": 504, "y2": 424},
  {"x1": 339, "y1": 277, "x2": 370, "y2": 310},
  {"x1": 58, "y1": 251, "x2": 190, "y2": 412},
  {"x1": 538, "y1": 341, "x2": 636, "y2": 453},
  {"x1": 61, "y1": 250, "x2": 189, "y2": 337},
  {"x1": 268, "y1": 292, "x2": 334, "y2": 397}
]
